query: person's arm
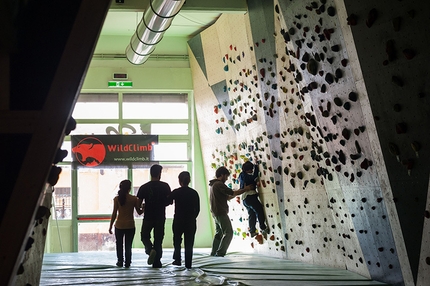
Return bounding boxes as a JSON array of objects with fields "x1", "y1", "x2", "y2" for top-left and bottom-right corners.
[
  {"x1": 164, "y1": 184, "x2": 172, "y2": 206},
  {"x1": 109, "y1": 199, "x2": 118, "y2": 234},
  {"x1": 135, "y1": 198, "x2": 144, "y2": 215},
  {"x1": 167, "y1": 190, "x2": 174, "y2": 206},
  {"x1": 228, "y1": 184, "x2": 254, "y2": 199},
  {"x1": 194, "y1": 192, "x2": 200, "y2": 219}
]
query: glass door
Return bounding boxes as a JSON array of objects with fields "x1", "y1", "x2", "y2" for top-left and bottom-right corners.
[{"x1": 76, "y1": 167, "x2": 128, "y2": 251}]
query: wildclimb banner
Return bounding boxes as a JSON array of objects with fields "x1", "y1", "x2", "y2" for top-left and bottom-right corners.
[{"x1": 71, "y1": 135, "x2": 158, "y2": 167}]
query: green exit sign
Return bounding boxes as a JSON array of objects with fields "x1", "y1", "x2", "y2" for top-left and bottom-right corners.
[{"x1": 108, "y1": 81, "x2": 133, "y2": 88}]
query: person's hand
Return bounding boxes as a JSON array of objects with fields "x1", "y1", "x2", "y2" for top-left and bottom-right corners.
[
  {"x1": 245, "y1": 184, "x2": 255, "y2": 191},
  {"x1": 109, "y1": 228, "x2": 113, "y2": 234}
]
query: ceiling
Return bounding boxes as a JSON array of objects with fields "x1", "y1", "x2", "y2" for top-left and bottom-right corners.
[{"x1": 93, "y1": 0, "x2": 248, "y2": 59}]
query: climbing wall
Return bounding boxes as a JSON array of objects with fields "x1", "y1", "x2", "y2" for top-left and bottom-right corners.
[
  {"x1": 188, "y1": 0, "x2": 430, "y2": 285},
  {"x1": 189, "y1": 11, "x2": 285, "y2": 258},
  {"x1": 341, "y1": 0, "x2": 430, "y2": 285}
]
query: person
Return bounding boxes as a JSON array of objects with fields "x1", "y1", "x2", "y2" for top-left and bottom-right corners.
[
  {"x1": 168, "y1": 171, "x2": 200, "y2": 269},
  {"x1": 238, "y1": 160, "x2": 268, "y2": 238},
  {"x1": 209, "y1": 166, "x2": 254, "y2": 257},
  {"x1": 109, "y1": 179, "x2": 143, "y2": 268},
  {"x1": 137, "y1": 164, "x2": 171, "y2": 268}
]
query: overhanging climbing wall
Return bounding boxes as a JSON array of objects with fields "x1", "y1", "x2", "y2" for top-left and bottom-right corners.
[{"x1": 189, "y1": 0, "x2": 430, "y2": 285}]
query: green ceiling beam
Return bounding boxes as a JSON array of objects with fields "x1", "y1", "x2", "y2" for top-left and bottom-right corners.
[{"x1": 110, "y1": 0, "x2": 247, "y2": 12}]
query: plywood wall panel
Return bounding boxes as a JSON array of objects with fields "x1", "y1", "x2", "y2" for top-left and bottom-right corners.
[{"x1": 201, "y1": 24, "x2": 224, "y2": 86}]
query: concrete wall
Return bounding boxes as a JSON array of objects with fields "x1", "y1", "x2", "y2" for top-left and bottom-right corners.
[{"x1": 188, "y1": 0, "x2": 430, "y2": 285}]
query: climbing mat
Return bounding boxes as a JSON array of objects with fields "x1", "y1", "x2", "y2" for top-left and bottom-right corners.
[{"x1": 40, "y1": 248, "x2": 388, "y2": 285}]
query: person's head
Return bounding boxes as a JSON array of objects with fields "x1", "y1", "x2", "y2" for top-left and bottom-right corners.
[
  {"x1": 215, "y1": 166, "x2": 230, "y2": 182},
  {"x1": 242, "y1": 161, "x2": 254, "y2": 174},
  {"x1": 119, "y1": 179, "x2": 131, "y2": 191},
  {"x1": 118, "y1": 179, "x2": 131, "y2": 205},
  {"x1": 178, "y1": 171, "x2": 191, "y2": 186},
  {"x1": 150, "y1": 164, "x2": 163, "y2": 180}
]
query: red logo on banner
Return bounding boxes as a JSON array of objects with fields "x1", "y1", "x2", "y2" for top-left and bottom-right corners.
[{"x1": 72, "y1": 137, "x2": 106, "y2": 167}]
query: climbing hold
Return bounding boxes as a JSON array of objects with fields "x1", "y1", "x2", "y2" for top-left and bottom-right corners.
[
  {"x1": 347, "y1": 14, "x2": 357, "y2": 26},
  {"x1": 325, "y1": 73, "x2": 334, "y2": 84},
  {"x1": 341, "y1": 59, "x2": 348, "y2": 67},
  {"x1": 403, "y1": 48, "x2": 416, "y2": 60},
  {"x1": 348, "y1": 92, "x2": 358, "y2": 102},
  {"x1": 388, "y1": 142, "x2": 400, "y2": 162},
  {"x1": 395, "y1": 122, "x2": 407, "y2": 134},
  {"x1": 343, "y1": 102, "x2": 351, "y2": 110},
  {"x1": 307, "y1": 58, "x2": 318, "y2": 75},
  {"x1": 392, "y1": 17, "x2": 401, "y2": 32},
  {"x1": 327, "y1": 6, "x2": 336, "y2": 17},
  {"x1": 411, "y1": 141, "x2": 421, "y2": 157},
  {"x1": 342, "y1": 128, "x2": 350, "y2": 140},
  {"x1": 331, "y1": 45, "x2": 340, "y2": 52},
  {"x1": 366, "y1": 8, "x2": 378, "y2": 28},
  {"x1": 289, "y1": 27, "x2": 296, "y2": 35}
]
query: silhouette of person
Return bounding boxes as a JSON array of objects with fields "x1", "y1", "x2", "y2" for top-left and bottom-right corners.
[
  {"x1": 109, "y1": 179, "x2": 143, "y2": 268},
  {"x1": 168, "y1": 171, "x2": 200, "y2": 269},
  {"x1": 209, "y1": 166, "x2": 253, "y2": 257},
  {"x1": 137, "y1": 164, "x2": 171, "y2": 268}
]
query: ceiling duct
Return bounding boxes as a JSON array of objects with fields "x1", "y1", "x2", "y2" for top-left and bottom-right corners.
[{"x1": 125, "y1": 0, "x2": 185, "y2": 65}]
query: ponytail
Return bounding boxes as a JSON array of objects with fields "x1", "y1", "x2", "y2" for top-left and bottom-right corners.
[{"x1": 118, "y1": 180, "x2": 131, "y2": 206}]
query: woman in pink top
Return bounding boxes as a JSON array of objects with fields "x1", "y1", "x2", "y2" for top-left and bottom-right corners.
[{"x1": 109, "y1": 180, "x2": 143, "y2": 268}]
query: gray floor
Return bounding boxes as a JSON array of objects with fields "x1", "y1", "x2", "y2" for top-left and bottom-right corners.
[{"x1": 40, "y1": 249, "x2": 389, "y2": 285}]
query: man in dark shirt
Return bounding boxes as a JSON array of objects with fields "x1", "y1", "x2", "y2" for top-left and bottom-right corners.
[
  {"x1": 209, "y1": 166, "x2": 253, "y2": 257},
  {"x1": 168, "y1": 171, "x2": 200, "y2": 269},
  {"x1": 137, "y1": 164, "x2": 171, "y2": 268}
]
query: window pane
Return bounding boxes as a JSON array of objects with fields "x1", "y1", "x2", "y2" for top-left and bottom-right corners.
[
  {"x1": 78, "y1": 222, "x2": 113, "y2": 251},
  {"x1": 132, "y1": 164, "x2": 187, "y2": 219},
  {"x1": 73, "y1": 94, "x2": 119, "y2": 119},
  {"x1": 151, "y1": 123, "x2": 188, "y2": 135},
  {"x1": 123, "y1": 93, "x2": 188, "y2": 119},
  {"x1": 52, "y1": 165, "x2": 72, "y2": 220},
  {"x1": 123, "y1": 102, "x2": 188, "y2": 119},
  {"x1": 153, "y1": 142, "x2": 188, "y2": 160},
  {"x1": 61, "y1": 141, "x2": 72, "y2": 162},
  {"x1": 77, "y1": 168, "x2": 128, "y2": 215}
]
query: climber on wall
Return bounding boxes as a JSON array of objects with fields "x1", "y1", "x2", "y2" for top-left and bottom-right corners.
[{"x1": 238, "y1": 159, "x2": 269, "y2": 238}]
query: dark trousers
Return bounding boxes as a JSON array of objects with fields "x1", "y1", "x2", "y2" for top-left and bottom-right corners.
[
  {"x1": 210, "y1": 214, "x2": 233, "y2": 256},
  {"x1": 115, "y1": 227, "x2": 136, "y2": 265},
  {"x1": 243, "y1": 194, "x2": 267, "y2": 233},
  {"x1": 141, "y1": 219, "x2": 165, "y2": 266},
  {"x1": 172, "y1": 219, "x2": 197, "y2": 269}
]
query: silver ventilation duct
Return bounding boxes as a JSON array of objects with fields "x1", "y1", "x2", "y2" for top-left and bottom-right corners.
[{"x1": 125, "y1": 0, "x2": 185, "y2": 65}]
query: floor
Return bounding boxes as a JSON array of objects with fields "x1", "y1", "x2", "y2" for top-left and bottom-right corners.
[{"x1": 40, "y1": 249, "x2": 389, "y2": 286}]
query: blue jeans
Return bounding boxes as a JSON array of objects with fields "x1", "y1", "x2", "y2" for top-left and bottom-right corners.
[
  {"x1": 141, "y1": 219, "x2": 165, "y2": 267},
  {"x1": 115, "y1": 227, "x2": 135, "y2": 266},
  {"x1": 210, "y1": 214, "x2": 233, "y2": 256},
  {"x1": 243, "y1": 194, "x2": 267, "y2": 233},
  {"x1": 172, "y1": 219, "x2": 197, "y2": 269}
]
